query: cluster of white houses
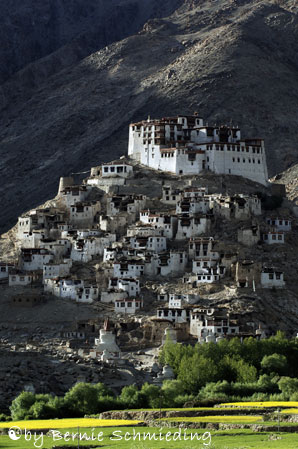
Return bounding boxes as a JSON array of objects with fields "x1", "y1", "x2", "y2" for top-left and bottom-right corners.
[{"x1": 0, "y1": 117, "x2": 294, "y2": 343}]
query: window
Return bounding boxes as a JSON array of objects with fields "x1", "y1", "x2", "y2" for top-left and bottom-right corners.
[
  {"x1": 276, "y1": 274, "x2": 281, "y2": 280},
  {"x1": 278, "y1": 235, "x2": 282, "y2": 241},
  {"x1": 272, "y1": 234, "x2": 276, "y2": 240},
  {"x1": 0, "y1": 267, "x2": 5, "y2": 272},
  {"x1": 104, "y1": 167, "x2": 109, "y2": 172},
  {"x1": 269, "y1": 274, "x2": 274, "y2": 280}
]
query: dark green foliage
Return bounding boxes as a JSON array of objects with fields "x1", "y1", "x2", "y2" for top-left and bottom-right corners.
[
  {"x1": 261, "y1": 353, "x2": 288, "y2": 375},
  {"x1": 0, "y1": 413, "x2": 11, "y2": 422}
]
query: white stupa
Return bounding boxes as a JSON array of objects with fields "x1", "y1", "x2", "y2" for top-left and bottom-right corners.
[
  {"x1": 162, "y1": 364, "x2": 175, "y2": 380},
  {"x1": 206, "y1": 334, "x2": 216, "y2": 343},
  {"x1": 153, "y1": 364, "x2": 175, "y2": 385},
  {"x1": 162, "y1": 327, "x2": 177, "y2": 345},
  {"x1": 94, "y1": 319, "x2": 121, "y2": 358}
]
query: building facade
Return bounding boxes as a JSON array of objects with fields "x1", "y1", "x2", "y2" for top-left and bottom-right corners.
[{"x1": 128, "y1": 115, "x2": 268, "y2": 185}]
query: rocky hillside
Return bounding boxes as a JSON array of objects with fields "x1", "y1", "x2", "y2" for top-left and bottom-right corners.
[
  {"x1": 0, "y1": 0, "x2": 182, "y2": 84},
  {"x1": 1, "y1": 0, "x2": 298, "y2": 232},
  {"x1": 271, "y1": 163, "x2": 298, "y2": 205}
]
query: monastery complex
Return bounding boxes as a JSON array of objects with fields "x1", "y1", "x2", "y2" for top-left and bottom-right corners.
[
  {"x1": 0, "y1": 115, "x2": 296, "y2": 370},
  {"x1": 129, "y1": 114, "x2": 268, "y2": 185}
]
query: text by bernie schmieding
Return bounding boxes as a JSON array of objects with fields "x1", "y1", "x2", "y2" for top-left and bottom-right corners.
[
  {"x1": 50, "y1": 428, "x2": 212, "y2": 446},
  {"x1": 9, "y1": 426, "x2": 212, "y2": 448}
]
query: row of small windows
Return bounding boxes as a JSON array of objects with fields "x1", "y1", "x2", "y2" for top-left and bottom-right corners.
[
  {"x1": 268, "y1": 273, "x2": 281, "y2": 280},
  {"x1": 103, "y1": 166, "x2": 127, "y2": 173},
  {"x1": 116, "y1": 301, "x2": 140, "y2": 308},
  {"x1": 232, "y1": 157, "x2": 261, "y2": 164},
  {"x1": 263, "y1": 234, "x2": 283, "y2": 240},
  {"x1": 197, "y1": 275, "x2": 220, "y2": 280},
  {"x1": 11, "y1": 276, "x2": 31, "y2": 281},
  {"x1": 161, "y1": 153, "x2": 174, "y2": 158},
  {"x1": 207, "y1": 145, "x2": 262, "y2": 153}
]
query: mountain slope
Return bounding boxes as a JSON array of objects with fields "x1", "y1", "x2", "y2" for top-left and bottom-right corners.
[
  {"x1": 0, "y1": 0, "x2": 183, "y2": 85},
  {"x1": 1, "y1": 0, "x2": 298, "y2": 232}
]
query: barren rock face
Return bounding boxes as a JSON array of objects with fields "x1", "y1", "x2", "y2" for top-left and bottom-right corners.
[{"x1": 1, "y1": 0, "x2": 298, "y2": 232}]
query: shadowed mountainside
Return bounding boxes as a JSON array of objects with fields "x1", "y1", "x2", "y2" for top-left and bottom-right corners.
[{"x1": 0, "y1": 0, "x2": 298, "y2": 232}]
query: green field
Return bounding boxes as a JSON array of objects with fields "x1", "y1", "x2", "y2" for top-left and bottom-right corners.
[
  {"x1": 1, "y1": 426, "x2": 298, "y2": 449},
  {"x1": 1, "y1": 402, "x2": 298, "y2": 449}
]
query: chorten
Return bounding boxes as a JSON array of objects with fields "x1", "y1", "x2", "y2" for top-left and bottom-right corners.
[{"x1": 94, "y1": 318, "x2": 120, "y2": 357}]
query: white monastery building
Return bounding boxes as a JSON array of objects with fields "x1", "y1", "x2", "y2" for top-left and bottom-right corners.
[{"x1": 128, "y1": 114, "x2": 268, "y2": 185}]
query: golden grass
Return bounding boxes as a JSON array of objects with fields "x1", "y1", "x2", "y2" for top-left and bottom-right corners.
[
  {"x1": 160, "y1": 415, "x2": 263, "y2": 423},
  {"x1": 280, "y1": 408, "x2": 298, "y2": 414},
  {"x1": 219, "y1": 401, "x2": 298, "y2": 408},
  {"x1": 0, "y1": 418, "x2": 142, "y2": 430}
]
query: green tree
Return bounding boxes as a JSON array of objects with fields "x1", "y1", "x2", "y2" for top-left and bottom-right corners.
[
  {"x1": 139, "y1": 383, "x2": 161, "y2": 408},
  {"x1": 161, "y1": 380, "x2": 186, "y2": 407},
  {"x1": 119, "y1": 385, "x2": 143, "y2": 409},
  {"x1": 10, "y1": 392, "x2": 36, "y2": 420},
  {"x1": 261, "y1": 353, "x2": 288, "y2": 375},
  {"x1": 278, "y1": 377, "x2": 298, "y2": 399},
  {"x1": 64, "y1": 382, "x2": 111, "y2": 416},
  {"x1": 178, "y1": 353, "x2": 219, "y2": 392}
]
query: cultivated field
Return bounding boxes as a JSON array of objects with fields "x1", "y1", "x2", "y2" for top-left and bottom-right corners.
[{"x1": 1, "y1": 402, "x2": 298, "y2": 448}]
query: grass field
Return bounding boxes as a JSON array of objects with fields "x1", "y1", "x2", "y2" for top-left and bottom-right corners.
[
  {"x1": 1, "y1": 402, "x2": 298, "y2": 449},
  {"x1": 220, "y1": 401, "x2": 298, "y2": 408},
  {"x1": 0, "y1": 426, "x2": 298, "y2": 449},
  {"x1": 0, "y1": 418, "x2": 142, "y2": 430},
  {"x1": 280, "y1": 408, "x2": 298, "y2": 414},
  {"x1": 160, "y1": 415, "x2": 264, "y2": 423}
]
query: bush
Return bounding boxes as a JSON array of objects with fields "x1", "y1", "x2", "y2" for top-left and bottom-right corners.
[
  {"x1": 10, "y1": 392, "x2": 37, "y2": 420},
  {"x1": 119, "y1": 385, "x2": 145, "y2": 409},
  {"x1": 64, "y1": 382, "x2": 114, "y2": 416},
  {"x1": 278, "y1": 377, "x2": 298, "y2": 399},
  {"x1": 261, "y1": 354, "x2": 288, "y2": 376},
  {"x1": 0, "y1": 413, "x2": 10, "y2": 422}
]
